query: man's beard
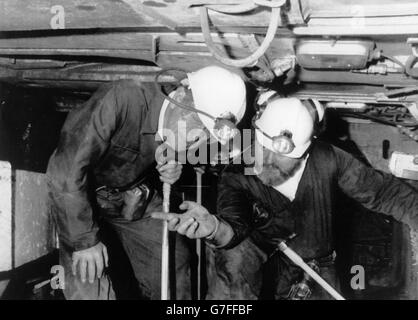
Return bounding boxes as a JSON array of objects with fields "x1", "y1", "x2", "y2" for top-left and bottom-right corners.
[{"x1": 256, "y1": 156, "x2": 303, "y2": 187}]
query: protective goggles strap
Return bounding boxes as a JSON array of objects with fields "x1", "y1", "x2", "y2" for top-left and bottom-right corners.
[
  {"x1": 253, "y1": 122, "x2": 274, "y2": 141},
  {"x1": 254, "y1": 123, "x2": 296, "y2": 155},
  {"x1": 154, "y1": 68, "x2": 217, "y2": 122},
  {"x1": 154, "y1": 68, "x2": 238, "y2": 142}
]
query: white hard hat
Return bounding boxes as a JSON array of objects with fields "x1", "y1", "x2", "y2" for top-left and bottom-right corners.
[
  {"x1": 254, "y1": 97, "x2": 323, "y2": 158},
  {"x1": 187, "y1": 66, "x2": 246, "y2": 144}
]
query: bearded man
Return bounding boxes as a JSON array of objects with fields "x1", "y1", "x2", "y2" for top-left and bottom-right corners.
[{"x1": 152, "y1": 97, "x2": 418, "y2": 300}]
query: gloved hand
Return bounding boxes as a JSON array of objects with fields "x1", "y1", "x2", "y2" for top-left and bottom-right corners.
[
  {"x1": 72, "y1": 242, "x2": 108, "y2": 284},
  {"x1": 156, "y1": 160, "x2": 183, "y2": 185}
]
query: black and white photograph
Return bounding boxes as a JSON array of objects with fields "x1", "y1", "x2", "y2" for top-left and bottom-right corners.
[{"x1": 1, "y1": 0, "x2": 418, "y2": 309}]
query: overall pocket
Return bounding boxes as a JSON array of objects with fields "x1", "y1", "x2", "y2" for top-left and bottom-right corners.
[
  {"x1": 96, "y1": 189, "x2": 124, "y2": 218},
  {"x1": 120, "y1": 184, "x2": 152, "y2": 221}
]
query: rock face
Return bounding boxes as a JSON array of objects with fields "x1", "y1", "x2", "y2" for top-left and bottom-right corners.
[
  {"x1": 0, "y1": 161, "x2": 12, "y2": 272},
  {"x1": 14, "y1": 169, "x2": 55, "y2": 268},
  {"x1": 0, "y1": 163, "x2": 56, "y2": 272}
]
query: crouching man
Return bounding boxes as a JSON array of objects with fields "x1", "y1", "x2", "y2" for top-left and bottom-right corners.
[
  {"x1": 152, "y1": 97, "x2": 418, "y2": 300},
  {"x1": 46, "y1": 66, "x2": 246, "y2": 299}
]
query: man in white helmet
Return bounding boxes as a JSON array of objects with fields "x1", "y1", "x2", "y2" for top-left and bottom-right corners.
[
  {"x1": 46, "y1": 65, "x2": 246, "y2": 300},
  {"x1": 153, "y1": 96, "x2": 418, "y2": 300}
]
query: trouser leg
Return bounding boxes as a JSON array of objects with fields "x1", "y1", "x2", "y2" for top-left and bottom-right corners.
[
  {"x1": 99, "y1": 221, "x2": 142, "y2": 300},
  {"x1": 107, "y1": 194, "x2": 192, "y2": 300},
  {"x1": 61, "y1": 188, "x2": 191, "y2": 300},
  {"x1": 205, "y1": 238, "x2": 267, "y2": 300}
]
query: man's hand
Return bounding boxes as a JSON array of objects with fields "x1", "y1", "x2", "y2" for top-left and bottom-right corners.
[
  {"x1": 156, "y1": 161, "x2": 183, "y2": 185},
  {"x1": 72, "y1": 242, "x2": 109, "y2": 284},
  {"x1": 151, "y1": 201, "x2": 216, "y2": 239}
]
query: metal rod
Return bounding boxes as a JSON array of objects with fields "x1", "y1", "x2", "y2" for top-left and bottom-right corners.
[
  {"x1": 161, "y1": 182, "x2": 171, "y2": 300},
  {"x1": 195, "y1": 168, "x2": 204, "y2": 300}
]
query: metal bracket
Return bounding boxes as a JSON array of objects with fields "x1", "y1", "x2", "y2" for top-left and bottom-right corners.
[
  {"x1": 405, "y1": 102, "x2": 418, "y2": 122},
  {"x1": 407, "y1": 38, "x2": 418, "y2": 57},
  {"x1": 121, "y1": 0, "x2": 179, "y2": 32}
]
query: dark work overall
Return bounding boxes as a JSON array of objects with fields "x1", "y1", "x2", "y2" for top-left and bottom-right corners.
[
  {"x1": 47, "y1": 80, "x2": 191, "y2": 300},
  {"x1": 207, "y1": 141, "x2": 418, "y2": 300}
]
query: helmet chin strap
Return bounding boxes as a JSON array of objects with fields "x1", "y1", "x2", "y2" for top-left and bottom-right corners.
[{"x1": 254, "y1": 123, "x2": 297, "y2": 156}]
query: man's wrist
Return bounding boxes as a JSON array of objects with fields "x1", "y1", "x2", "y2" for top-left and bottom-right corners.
[
  {"x1": 205, "y1": 215, "x2": 220, "y2": 241},
  {"x1": 205, "y1": 217, "x2": 234, "y2": 248},
  {"x1": 73, "y1": 236, "x2": 100, "y2": 252}
]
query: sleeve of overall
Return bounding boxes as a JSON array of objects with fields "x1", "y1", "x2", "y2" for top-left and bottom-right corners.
[
  {"x1": 333, "y1": 145, "x2": 418, "y2": 229},
  {"x1": 216, "y1": 172, "x2": 253, "y2": 249},
  {"x1": 46, "y1": 81, "x2": 144, "y2": 251}
]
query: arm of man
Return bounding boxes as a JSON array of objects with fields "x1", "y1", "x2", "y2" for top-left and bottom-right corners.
[
  {"x1": 47, "y1": 81, "x2": 145, "y2": 282},
  {"x1": 333, "y1": 145, "x2": 418, "y2": 229},
  {"x1": 151, "y1": 171, "x2": 253, "y2": 248},
  {"x1": 151, "y1": 201, "x2": 233, "y2": 247}
]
